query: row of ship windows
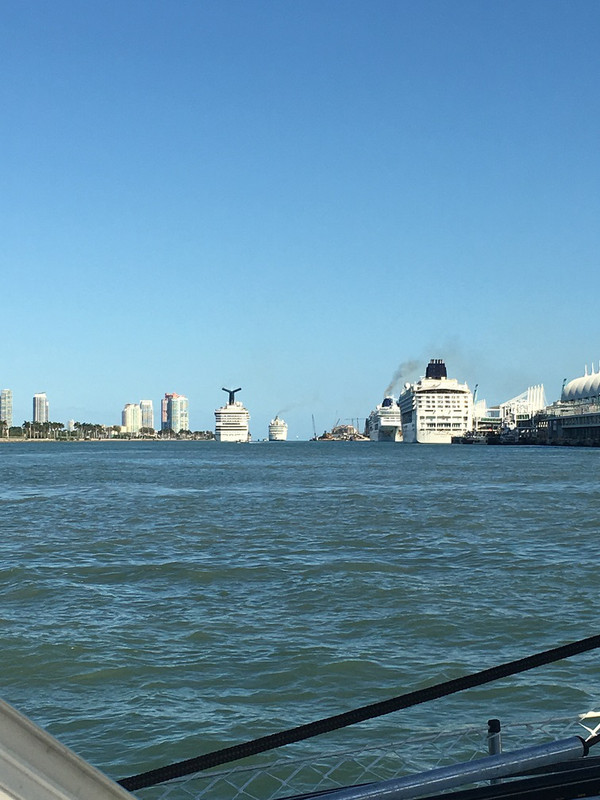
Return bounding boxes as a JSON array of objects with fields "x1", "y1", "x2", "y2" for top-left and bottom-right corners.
[
  {"x1": 420, "y1": 409, "x2": 467, "y2": 414},
  {"x1": 419, "y1": 402, "x2": 468, "y2": 407},
  {"x1": 422, "y1": 415, "x2": 469, "y2": 420},
  {"x1": 421, "y1": 410, "x2": 467, "y2": 415},
  {"x1": 422, "y1": 423, "x2": 466, "y2": 429}
]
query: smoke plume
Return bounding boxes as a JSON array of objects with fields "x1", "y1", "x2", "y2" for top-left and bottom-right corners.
[{"x1": 384, "y1": 359, "x2": 421, "y2": 396}]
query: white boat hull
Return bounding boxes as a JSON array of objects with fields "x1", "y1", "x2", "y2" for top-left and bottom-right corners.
[
  {"x1": 0, "y1": 699, "x2": 133, "y2": 799},
  {"x1": 366, "y1": 398, "x2": 403, "y2": 442},
  {"x1": 215, "y1": 430, "x2": 250, "y2": 442},
  {"x1": 369, "y1": 425, "x2": 402, "y2": 442},
  {"x1": 215, "y1": 400, "x2": 250, "y2": 442},
  {"x1": 402, "y1": 423, "x2": 454, "y2": 444}
]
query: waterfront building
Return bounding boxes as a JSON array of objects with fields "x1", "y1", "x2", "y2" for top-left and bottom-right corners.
[
  {"x1": 33, "y1": 392, "x2": 49, "y2": 423},
  {"x1": 140, "y1": 399, "x2": 154, "y2": 430},
  {"x1": 543, "y1": 364, "x2": 600, "y2": 445},
  {"x1": 122, "y1": 403, "x2": 142, "y2": 434},
  {"x1": 161, "y1": 393, "x2": 189, "y2": 434},
  {"x1": 473, "y1": 385, "x2": 546, "y2": 435},
  {"x1": 0, "y1": 389, "x2": 13, "y2": 428}
]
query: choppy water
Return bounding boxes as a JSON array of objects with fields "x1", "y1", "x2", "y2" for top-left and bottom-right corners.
[{"x1": 0, "y1": 441, "x2": 598, "y2": 785}]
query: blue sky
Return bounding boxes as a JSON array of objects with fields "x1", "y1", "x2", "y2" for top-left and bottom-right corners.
[{"x1": 2, "y1": 0, "x2": 599, "y2": 438}]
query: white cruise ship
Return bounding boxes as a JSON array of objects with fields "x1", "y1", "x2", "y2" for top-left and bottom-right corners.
[
  {"x1": 398, "y1": 359, "x2": 473, "y2": 444},
  {"x1": 214, "y1": 388, "x2": 250, "y2": 442},
  {"x1": 365, "y1": 397, "x2": 403, "y2": 442},
  {"x1": 268, "y1": 415, "x2": 288, "y2": 441}
]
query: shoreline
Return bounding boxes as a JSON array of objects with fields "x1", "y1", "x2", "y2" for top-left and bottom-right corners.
[{"x1": 0, "y1": 437, "x2": 217, "y2": 443}]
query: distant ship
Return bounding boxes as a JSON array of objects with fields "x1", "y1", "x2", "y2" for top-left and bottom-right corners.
[
  {"x1": 214, "y1": 388, "x2": 250, "y2": 442},
  {"x1": 398, "y1": 359, "x2": 473, "y2": 444},
  {"x1": 268, "y1": 416, "x2": 288, "y2": 441},
  {"x1": 365, "y1": 397, "x2": 403, "y2": 442}
]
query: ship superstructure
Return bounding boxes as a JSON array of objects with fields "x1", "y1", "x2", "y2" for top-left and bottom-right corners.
[
  {"x1": 214, "y1": 388, "x2": 250, "y2": 442},
  {"x1": 365, "y1": 397, "x2": 403, "y2": 442},
  {"x1": 398, "y1": 359, "x2": 473, "y2": 444},
  {"x1": 268, "y1": 416, "x2": 288, "y2": 441}
]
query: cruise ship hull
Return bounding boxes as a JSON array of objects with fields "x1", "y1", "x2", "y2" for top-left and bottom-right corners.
[
  {"x1": 401, "y1": 422, "x2": 455, "y2": 445},
  {"x1": 366, "y1": 398, "x2": 403, "y2": 442},
  {"x1": 369, "y1": 425, "x2": 402, "y2": 442},
  {"x1": 215, "y1": 430, "x2": 250, "y2": 443}
]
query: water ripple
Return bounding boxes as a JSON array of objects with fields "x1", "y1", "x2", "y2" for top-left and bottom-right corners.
[{"x1": 0, "y1": 441, "x2": 597, "y2": 778}]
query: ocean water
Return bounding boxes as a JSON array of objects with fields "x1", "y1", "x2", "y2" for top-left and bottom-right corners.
[{"x1": 0, "y1": 441, "x2": 598, "y2": 788}]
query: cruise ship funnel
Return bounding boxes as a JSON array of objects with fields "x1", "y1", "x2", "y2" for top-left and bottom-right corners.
[{"x1": 222, "y1": 387, "x2": 242, "y2": 405}]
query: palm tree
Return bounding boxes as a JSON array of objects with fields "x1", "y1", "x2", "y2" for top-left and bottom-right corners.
[{"x1": 49, "y1": 422, "x2": 64, "y2": 439}]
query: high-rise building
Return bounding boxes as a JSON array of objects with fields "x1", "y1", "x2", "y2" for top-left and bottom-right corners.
[
  {"x1": 0, "y1": 389, "x2": 13, "y2": 428},
  {"x1": 161, "y1": 396, "x2": 168, "y2": 430},
  {"x1": 172, "y1": 394, "x2": 189, "y2": 433},
  {"x1": 122, "y1": 403, "x2": 142, "y2": 434},
  {"x1": 161, "y1": 393, "x2": 189, "y2": 433},
  {"x1": 33, "y1": 392, "x2": 49, "y2": 423},
  {"x1": 140, "y1": 399, "x2": 154, "y2": 430}
]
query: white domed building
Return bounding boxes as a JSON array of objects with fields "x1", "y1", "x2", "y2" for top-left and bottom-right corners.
[
  {"x1": 546, "y1": 364, "x2": 600, "y2": 445},
  {"x1": 561, "y1": 365, "x2": 600, "y2": 404}
]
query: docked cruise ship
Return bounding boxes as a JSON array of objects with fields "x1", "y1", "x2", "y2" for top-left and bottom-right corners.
[
  {"x1": 365, "y1": 397, "x2": 403, "y2": 442},
  {"x1": 268, "y1": 415, "x2": 288, "y2": 441},
  {"x1": 214, "y1": 388, "x2": 250, "y2": 442},
  {"x1": 398, "y1": 359, "x2": 473, "y2": 444}
]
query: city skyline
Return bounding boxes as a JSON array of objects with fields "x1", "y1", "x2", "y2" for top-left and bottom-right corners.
[
  {"x1": 2, "y1": 356, "x2": 600, "y2": 438},
  {"x1": 2, "y1": 389, "x2": 195, "y2": 431},
  {"x1": 2, "y1": 2, "x2": 599, "y2": 440}
]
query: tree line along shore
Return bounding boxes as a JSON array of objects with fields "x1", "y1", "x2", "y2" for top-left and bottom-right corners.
[{"x1": 0, "y1": 421, "x2": 215, "y2": 441}]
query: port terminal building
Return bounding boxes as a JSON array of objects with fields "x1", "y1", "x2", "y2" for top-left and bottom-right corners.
[
  {"x1": 465, "y1": 368, "x2": 600, "y2": 446},
  {"x1": 473, "y1": 385, "x2": 547, "y2": 440},
  {"x1": 541, "y1": 366, "x2": 600, "y2": 446}
]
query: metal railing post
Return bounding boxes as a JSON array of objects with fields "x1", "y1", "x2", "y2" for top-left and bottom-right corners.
[{"x1": 487, "y1": 718, "x2": 502, "y2": 784}]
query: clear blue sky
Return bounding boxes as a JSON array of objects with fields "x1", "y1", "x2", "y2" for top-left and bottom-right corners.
[{"x1": 2, "y1": 0, "x2": 599, "y2": 438}]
